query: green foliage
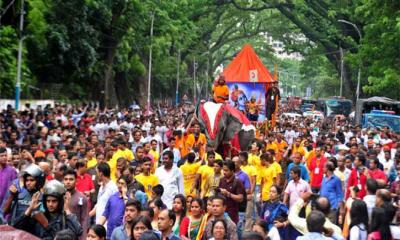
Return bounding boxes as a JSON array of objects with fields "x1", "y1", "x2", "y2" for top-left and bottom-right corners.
[
  {"x1": 0, "y1": 26, "x2": 18, "y2": 98},
  {"x1": 1, "y1": 0, "x2": 399, "y2": 104},
  {"x1": 356, "y1": 0, "x2": 400, "y2": 99},
  {"x1": 0, "y1": 26, "x2": 33, "y2": 98}
]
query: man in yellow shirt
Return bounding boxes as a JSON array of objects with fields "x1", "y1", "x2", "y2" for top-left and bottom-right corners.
[
  {"x1": 204, "y1": 145, "x2": 223, "y2": 161},
  {"x1": 201, "y1": 160, "x2": 223, "y2": 198},
  {"x1": 291, "y1": 137, "x2": 306, "y2": 158},
  {"x1": 212, "y1": 75, "x2": 229, "y2": 103},
  {"x1": 193, "y1": 151, "x2": 215, "y2": 197},
  {"x1": 135, "y1": 157, "x2": 159, "y2": 198},
  {"x1": 265, "y1": 135, "x2": 279, "y2": 156},
  {"x1": 259, "y1": 153, "x2": 277, "y2": 202},
  {"x1": 86, "y1": 147, "x2": 97, "y2": 169},
  {"x1": 180, "y1": 152, "x2": 201, "y2": 197},
  {"x1": 114, "y1": 139, "x2": 135, "y2": 161},
  {"x1": 248, "y1": 141, "x2": 262, "y2": 185},
  {"x1": 109, "y1": 139, "x2": 135, "y2": 182},
  {"x1": 266, "y1": 149, "x2": 283, "y2": 187},
  {"x1": 149, "y1": 139, "x2": 160, "y2": 169}
]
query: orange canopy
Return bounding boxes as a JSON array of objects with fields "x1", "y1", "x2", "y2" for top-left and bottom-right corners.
[{"x1": 223, "y1": 44, "x2": 275, "y2": 83}]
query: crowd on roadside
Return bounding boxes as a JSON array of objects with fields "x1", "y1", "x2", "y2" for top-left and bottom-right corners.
[{"x1": 0, "y1": 101, "x2": 399, "y2": 240}]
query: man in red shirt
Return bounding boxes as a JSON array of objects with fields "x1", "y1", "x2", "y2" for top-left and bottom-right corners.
[
  {"x1": 308, "y1": 146, "x2": 327, "y2": 193},
  {"x1": 367, "y1": 158, "x2": 387, "y2": 183},
  {"x1": 75, "y1": 160, "x2": 95, "y2": 209},
  {"x1": 346, "y1": 154, "x2": 367, "y2": 199}
]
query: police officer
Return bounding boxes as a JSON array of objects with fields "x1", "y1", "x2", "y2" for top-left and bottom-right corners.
[
  {"x1": 2, "y1": 164, "x2": 46, "y2": 225},
  {"x1": 14, "y1": 180, "x2": 83, "y2": 239}
]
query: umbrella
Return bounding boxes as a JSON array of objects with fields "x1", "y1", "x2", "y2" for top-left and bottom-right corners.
[{"x1": 0, "y1": 225, "x2": 41, "y2": 240}]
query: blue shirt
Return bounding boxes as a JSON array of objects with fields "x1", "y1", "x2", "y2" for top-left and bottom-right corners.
[
  {"x1": 153, "y1": 230, "x2": 181, "y2": 240},
  {"x1": 110, "y1": 224, "x2": 129, "y2": 240},
  {"x1": 134, "y1": 190, "x2": 148, "y2": 207},
  {"x1": 320, "y1": 174, "x2": 343, "y2": 209},
  {"x1": 102, "y1": 192, "x2": 126, "y2": 239},
  {"x1": 286, "y1": 163, "x2": 310, "y2": 182},
  {"x1": 235, "y1": 170, "x2": 251, "y2": 190}
]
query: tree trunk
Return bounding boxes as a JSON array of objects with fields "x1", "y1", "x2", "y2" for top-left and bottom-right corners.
[
  {"x1": 342, "y1": 63, "x2": 356, "y2": 101},
  {"x1": 115, "y1": 72, "x2": 133, "y2": 108},
  {"x1": 104, "y1": 46, "x2": 118, "y2": 108},
  {"x1": 134, "y1": 74, "x2": 147, "y2": 107}
]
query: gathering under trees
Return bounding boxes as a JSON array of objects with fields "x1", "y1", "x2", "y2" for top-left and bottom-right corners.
[{"x1": 0, "y1": 0, "x2": 399, "y2": 106}]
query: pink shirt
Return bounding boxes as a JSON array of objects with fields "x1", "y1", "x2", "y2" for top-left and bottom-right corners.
[{"x1": 285, "y1": 179, "x2": 311, "y2": 207}]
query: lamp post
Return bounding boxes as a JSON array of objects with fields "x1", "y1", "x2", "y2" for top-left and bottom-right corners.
[
  {"x1": 15, "y1": 0, "x2": 25, "y2": 111},
  {"x1": 175, "y1": 48, "x2": 180, "y2": 105},
  {"x1": 338, "y1": 19, "x2": 362, "y2": 101},
  {"x1": 147, "y1": 11, "x2": 155, "y2": 114}
]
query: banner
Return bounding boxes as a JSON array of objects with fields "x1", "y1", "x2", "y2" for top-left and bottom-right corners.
[
  {"x1": 0, "y1": 99, "x2": 55, "y2": 110},
  {"x1": 227, "y1": 83, "x2": 266, "y2": 121}
]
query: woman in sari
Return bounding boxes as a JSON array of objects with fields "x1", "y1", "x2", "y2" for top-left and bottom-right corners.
[
  {"x1": 259, "y1": 185, "x2": 288, "y2": 239},
  {"x1": 180, "y1": 198, "x2": 206, "y2": 240}
]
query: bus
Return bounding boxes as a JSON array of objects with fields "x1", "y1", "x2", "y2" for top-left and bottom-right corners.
[
  {"x1": 324, "y1": 98, "x2": 352, "y2": 117},
  {"x1": 300, "y1": 97, "x2": 352, "y2": 117}
]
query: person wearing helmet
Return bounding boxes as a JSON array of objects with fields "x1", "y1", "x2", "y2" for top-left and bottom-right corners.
[
  {"x1": 2, "y1": 163, "x2": 46, "y2": 225},
  {"x1": 13, "y1": 180, "x2": 83, "y2": 240}
]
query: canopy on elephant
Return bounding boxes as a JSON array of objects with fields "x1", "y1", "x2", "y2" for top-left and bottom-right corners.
[{"x1": 223, "y1": 44, "x2": 275, "y2": 83}]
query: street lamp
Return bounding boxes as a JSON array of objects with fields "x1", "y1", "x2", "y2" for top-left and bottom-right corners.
[
  {"x1": 15, "y1": 0, "x2": 25, "y2": 111},
  {"x1": 338, "y1": 19, "x2": 362, "y2": 102},
  {"x1": 147, "y1": 11, "x2": 155, "y2": 114}
]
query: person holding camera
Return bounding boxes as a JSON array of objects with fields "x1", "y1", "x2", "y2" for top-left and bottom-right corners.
[
  {"x1": 296, "y1": 211, "x2": 344, "y2": 240},
  {"x1": 288, "y1": 192, "x2": 342, "y2": 238}
]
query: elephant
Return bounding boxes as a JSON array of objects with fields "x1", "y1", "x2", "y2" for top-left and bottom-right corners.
[{"x1": 187, "y1": 101, "x2": 255, "y2": 157}]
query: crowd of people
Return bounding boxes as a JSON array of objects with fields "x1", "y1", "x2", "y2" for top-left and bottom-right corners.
[{"x1": 0, "y1": 100, "x2": 399, "y2": 240}]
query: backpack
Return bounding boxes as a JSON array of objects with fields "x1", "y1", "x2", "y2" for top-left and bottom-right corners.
[{"x1": 232, "y1": 177, "x2": 247, "y2": 212}]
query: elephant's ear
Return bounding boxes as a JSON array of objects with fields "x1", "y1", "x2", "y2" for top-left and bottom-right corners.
[
  {"x1": 238, "y1": 129, "x2": 255, "y2": 151},
  {"x1": 223, "y1": 115, "x2": 242, "y2": 142}
]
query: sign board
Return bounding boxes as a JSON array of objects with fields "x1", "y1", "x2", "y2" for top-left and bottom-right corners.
[{"x1": 249, "y1": 70, "x2": 258, "y2": 82}]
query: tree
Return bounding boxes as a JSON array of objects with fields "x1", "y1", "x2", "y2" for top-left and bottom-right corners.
[
  {"x1": 355, "y1": 0, "x2": 400, "y2": 99},
  {"x1": 226, "y1": 0, "x2": 365, "y2": 99}
]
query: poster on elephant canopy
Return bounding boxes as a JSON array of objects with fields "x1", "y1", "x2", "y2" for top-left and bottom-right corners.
[{"x1": 227, "y1": 83, "x2": 266, "y2": 122}]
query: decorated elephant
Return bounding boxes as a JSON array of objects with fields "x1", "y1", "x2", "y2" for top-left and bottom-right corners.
[{"x1": 189, "y1": 101, "x2": 255, "y2": 156}]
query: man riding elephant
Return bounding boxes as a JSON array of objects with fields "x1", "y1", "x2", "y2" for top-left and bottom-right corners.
[{"x1": 212, "y1": 75, "x2": 229, "y2": 103}]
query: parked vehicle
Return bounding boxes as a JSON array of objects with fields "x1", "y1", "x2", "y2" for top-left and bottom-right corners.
[{"x1": 362, "y1": 110, "x2": 400, "y2": 133}]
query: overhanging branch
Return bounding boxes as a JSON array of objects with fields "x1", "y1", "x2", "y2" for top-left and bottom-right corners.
[{"x1": 230, "y1": 0, "x2": 281, "y2": 11}]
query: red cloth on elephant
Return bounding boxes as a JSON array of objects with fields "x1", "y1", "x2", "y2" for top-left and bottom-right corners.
[{"x1": 224, "y1": 104, "x2": 252, "y2": 126}]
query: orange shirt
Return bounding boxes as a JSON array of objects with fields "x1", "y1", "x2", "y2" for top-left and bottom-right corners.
[
  {"x1": 185, "y1": 133, "x2": 207, "y2": 159},
  {"x1": 213, "y1": 85, "x2": 229, "y2": 103},
  {"x1": 305, "y1": 149, "x2": 316, "y2": 169},
  {"x1": 175, "y1": 135, "x2": 189, "y2": 157},
  {"x1": 274, "y1": 140, "x2": 288, "y2": 162}
]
